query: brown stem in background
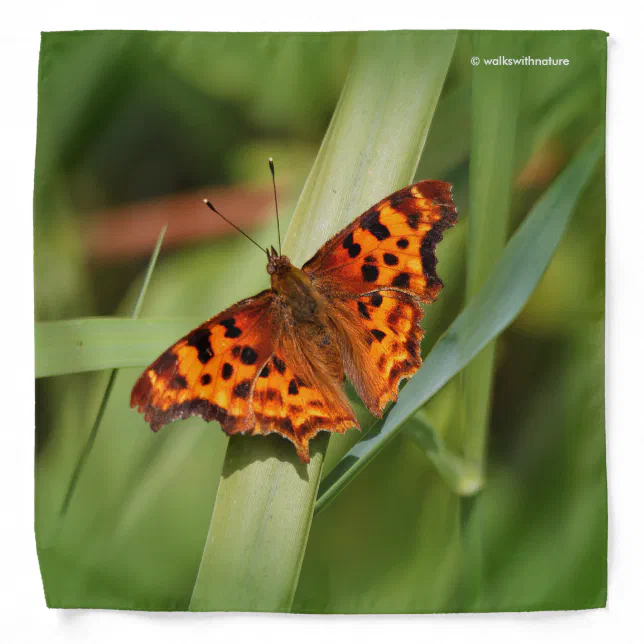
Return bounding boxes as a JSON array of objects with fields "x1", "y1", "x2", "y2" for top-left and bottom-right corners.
[{"x1": 83, "y1": 183, "x2": 286, "y2": 263}]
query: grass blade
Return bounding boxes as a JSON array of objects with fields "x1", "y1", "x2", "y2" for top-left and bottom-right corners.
[
  {"x1": 35, "y1": 317, "x2": 203, "y2": 378},
  {"x1": 459, "y1": 33, "x2": 524, "y2": 604},
  {"x1": 462, "y1": 34, "x2": 523, "y2": 468},
  {"x1": 131, "y1": 226, "x2": 167, "y2": 319},
  {"x1": 315, "y1": 129, "x2": 603, "y2": 516},
  {"x1": 189, "y1": 31, "x2": 457, "y2": 612},
  {"x1": 58, "y1": 226, "x2": 166, "y2": 517}
]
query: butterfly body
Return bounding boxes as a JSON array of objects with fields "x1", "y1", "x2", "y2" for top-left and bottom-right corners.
[
  {"x1": 131, "y1": 180, "x2": 457, "y2": 462},
  {"x1": 268, "y1": 251, "x2": 327, "y2": 323}
]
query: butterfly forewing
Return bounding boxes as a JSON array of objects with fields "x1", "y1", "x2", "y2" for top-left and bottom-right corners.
[
  {"x1": 302, "y1": 180, "x2": 457, "y2": 303},
  {"x1": 130, "y1": 291, "x2": 275, "y2": 434}
]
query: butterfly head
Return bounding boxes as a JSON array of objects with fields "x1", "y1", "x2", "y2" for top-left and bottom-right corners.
[
  {"x1": 266, "y1": 245, "x2": 292, "y2": 277},
  {"x1": 267, "y1": 247, "x2": 324, "y2": 320}
]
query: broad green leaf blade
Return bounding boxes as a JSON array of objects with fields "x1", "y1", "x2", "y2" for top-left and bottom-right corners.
[
  {"x1": 315, "y1": 129, "x2": 603, "y2": 516},
  {"x1": 189, "y1": 31, "x2": 457, "y2": 613},
  {"x1": 35, "y1": 317, "x2": 203, "y2": 378}
]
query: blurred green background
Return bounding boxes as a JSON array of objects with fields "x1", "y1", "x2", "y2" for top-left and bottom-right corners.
[{"x1": 34, "y1": 31, "x2": 606, "y2": 611}]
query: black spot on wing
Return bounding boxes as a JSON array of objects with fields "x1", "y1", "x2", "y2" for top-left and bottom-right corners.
[
  {"x1": 186, "y1": 328, "x2": 214, "y2": 364},
  {"x1": 343, "y1": 232, "x2": 362, "y2": 258},
  {"x1": 171, "y1": 374, "x2": 188, "y2": 389},
  {"x1": 241, "y1": 346, "x2": 258, "y2": 365},
  {"x1": 233, "y1": 380, "x2": 251, "y2": 399},
  {"x1": 201, "y1": 374, "x2": 212, "y2": 386},
  {"x1": 371, "y1": 329, "x2": 386, "y2": 342},
  {"x1": 383, "y1": 253, "x2": 399, "y2": 266},
  {"x1": 362, "y1": 264, "x2": 379, "y2": 282},
  {"x1": 272, "y1": 356, "x2": 286, "y2": 374},
  {"x1": 357, "y1": 301, "x2": 371, "y2": 320},
  {"x1": 361, "y1": 210, "x2": 390, "y2": 240},
  {"x1": 396, "y1": 238, "x2": 409, "y2": 249},
  {"x1": 222, "y1": 363, "x2": 233, "y2": 380},
  {"x1": 392, "y1": 273, "x2": 410, "y2": 289},
  {"x1": 259, "y1": 365, "x2": 270, "y2": 378},
  {"x1": 348, "y1": 244, "x2": 361, "y2": 258},
  {"x1": 370, "y1": 293, "x2": 383, "y2": 307},
  {"x1": 220, "y1": 318, "x2": 242, "y2": 339},
  {"x1": 288, "y1": 379, "x2": 299, "y2": 396}
]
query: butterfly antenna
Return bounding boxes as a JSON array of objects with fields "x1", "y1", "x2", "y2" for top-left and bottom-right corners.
[
  {"x1": 268, "y1": 157, "x2": 281, "y2": 256},
  {"x1": 202, "y1": 199, "x2": 265, "y2": 254}
]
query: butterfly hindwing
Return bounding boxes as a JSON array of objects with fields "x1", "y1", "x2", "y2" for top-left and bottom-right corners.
[
  {"x1": 130, "y1": 291, "x2": 275, "y2": 434},
  {"x1": 330, "y1": 291, "x2": 425, "y2": 416},
  {"x1": 303, "y1": 180, "x2": 457, "y2": 303},
  {"x1": 251, "y1": 350, "x2": 357, "y2": 463}
]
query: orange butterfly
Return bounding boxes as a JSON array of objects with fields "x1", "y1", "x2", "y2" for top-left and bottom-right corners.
[{"x1": 131, "y1": 177, "x2": 457, "y2": 463}]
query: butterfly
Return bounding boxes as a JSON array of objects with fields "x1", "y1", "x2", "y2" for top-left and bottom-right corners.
[{"x1": 131, "y1": 177, "x2": 457, "y2": 463}]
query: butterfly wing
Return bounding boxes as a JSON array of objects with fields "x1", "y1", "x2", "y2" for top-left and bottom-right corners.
[
  {"x1": 251, "y1": 348, "x2": 357, "y2": 463},
  {"x1": 303, "y1": 180, "x2": 457, "y2": 304},
  {"x1": 303, "y1": 180, "x2": 457, "y2": 415},
  {"x1": 131, "y1": 290, "x2": 276, "y2": 434},
  {"x1": 132, "y1": 180, "x2": 456, "y2": 457},
  {"x1": 331, "y1": 291, "x2": 425, "y2": 415},
  {"x1": 131, "y1": 290, "x2": 357, "y2": 462}
]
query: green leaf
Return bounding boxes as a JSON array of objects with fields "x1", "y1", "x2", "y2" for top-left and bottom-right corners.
[
  {"x1": 35, "y1": 317, "x2": 202, "y2": 378},
  {"x1": 315, "y1": 128, "x2": 603, "y2": 516},
  {"x1": 188, "y1": 31, "x2": 457, "y2": 612}
]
